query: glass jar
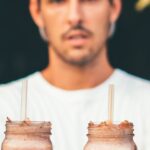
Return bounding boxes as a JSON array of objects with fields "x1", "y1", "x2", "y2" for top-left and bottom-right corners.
[
  {"x1": 84, "y1": 121, "x2": 137, "y2": 150},
  {"x1": 2, "y1": 121, "x2": 53, "y2": 150}
]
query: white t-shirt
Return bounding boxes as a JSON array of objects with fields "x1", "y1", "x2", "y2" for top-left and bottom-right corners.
[{"x1": 0, "y1": 69, "x2": 150, "y2": 150}]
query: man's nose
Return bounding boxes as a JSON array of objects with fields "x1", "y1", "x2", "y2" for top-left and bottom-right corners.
[{"x1": 67, "y1": 1, "x2": 83, "y2": 26}]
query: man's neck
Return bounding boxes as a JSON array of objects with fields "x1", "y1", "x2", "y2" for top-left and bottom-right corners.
[{"x1": 41, "y1": 48, "x2": 114, "y2": 90}]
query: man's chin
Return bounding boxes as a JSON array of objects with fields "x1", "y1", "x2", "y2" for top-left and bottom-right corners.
[
  {"x1": 52, "y1": 46, "x2": 97, "y2": 66},
  {"x1": 62, "y1": 56, "x2": 95, "y2": 67}
]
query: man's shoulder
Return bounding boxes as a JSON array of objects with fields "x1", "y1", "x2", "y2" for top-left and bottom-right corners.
[
  {"x1": 0, "y1": 72, "x2": 39, "y2": 98},
  {"x1": 116, "y1": 69, "x2": 150, "y2": 96}
]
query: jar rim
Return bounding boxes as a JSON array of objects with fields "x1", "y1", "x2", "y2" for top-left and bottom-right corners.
[
  {"x1": 87, "y1": 120, "x2": 134, "y2": 138},
  {"x1": 5, "y1": 121, "x2": 52, "y2": 135},
  {"x1": 6, "y1": 121, "x2": 51, "y2": 126}
]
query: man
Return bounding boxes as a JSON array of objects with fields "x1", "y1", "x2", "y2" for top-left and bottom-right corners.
[{"x1": 0, "y1": 0, "x2": 150, "y2": 149}]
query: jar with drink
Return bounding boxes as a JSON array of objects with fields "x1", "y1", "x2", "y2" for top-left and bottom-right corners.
[
  {"x1": 84, "y1": 120, "x2": 137, "y2": 150},
  {"x1": 2, "y1": 120, "x2": 53, "y2": 150}
]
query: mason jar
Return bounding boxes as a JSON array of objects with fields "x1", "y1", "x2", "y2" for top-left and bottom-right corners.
[
  {"x1": 84, "y1": 121, "x2": 137, "y2": 150},
  {"x1": 2, "y1": 121, "x2": 53, "y2": 150}
]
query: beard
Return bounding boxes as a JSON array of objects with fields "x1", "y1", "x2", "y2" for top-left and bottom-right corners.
[{"x1": 50, "y1": 43, "x2": 105, "y2": 67}]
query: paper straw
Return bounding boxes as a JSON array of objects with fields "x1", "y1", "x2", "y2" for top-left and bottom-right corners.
[
  {"x1": 108, "y1": 84, "x2": 114, "y2": 124},
  {"x1": 20, "y1": 80, "x2": 28, "y2": 121}
]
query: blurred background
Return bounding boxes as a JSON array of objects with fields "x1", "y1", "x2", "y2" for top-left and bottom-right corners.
[{"x1": 0, "y1": 0, "x2": 150, "y2": 83}]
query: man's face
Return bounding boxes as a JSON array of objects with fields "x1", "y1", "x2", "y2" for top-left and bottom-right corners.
[{"x1": 30, "y1": 0, "x2": 121, "y2": 66}]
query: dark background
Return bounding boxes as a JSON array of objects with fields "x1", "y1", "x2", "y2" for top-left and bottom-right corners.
[{"x1": 0, "y1": 0, "x2": 150, "y2": 83}]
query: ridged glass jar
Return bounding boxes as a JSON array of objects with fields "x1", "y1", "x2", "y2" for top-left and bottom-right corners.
[
  {"x1": 2, "y1": 121, "x2": 53, "y2": 150},
  {"x1": 84, "y1": 121, "x2": 137, "y2": 150}
]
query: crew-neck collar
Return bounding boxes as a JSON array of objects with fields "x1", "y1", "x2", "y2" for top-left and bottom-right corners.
[{"x1": 31, "y1": 69, "x2": 122, "y2": 102}]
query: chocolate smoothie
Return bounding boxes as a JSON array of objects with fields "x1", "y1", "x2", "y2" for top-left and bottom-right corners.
[
  {"x1": 2, "y1": 120, "x2": 53, "y2": 150},
  {"x1": 84, "y1": 120, "x2": 137, "y2": 150}
]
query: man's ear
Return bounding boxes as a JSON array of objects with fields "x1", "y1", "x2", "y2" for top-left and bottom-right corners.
[
  {"x1": 29, "y1": 0, "x2": 44, "y2": 28},
  {"x1": 110, "y1": 0, "x2": 122, "y2": 23}
]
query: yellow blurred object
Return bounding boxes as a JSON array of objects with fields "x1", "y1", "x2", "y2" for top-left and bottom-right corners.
[{"x1": 136, "y1": 0, "x2": 150, "y2": 11}]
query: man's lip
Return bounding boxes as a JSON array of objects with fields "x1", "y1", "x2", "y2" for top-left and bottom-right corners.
[
  {"x1": 62, "y1": 31, "x2": 90, "y2": 46},
  {"x1": 64, "y1": 31, "x2": 89, "y2": 40},
  {"x1": 64, "y1": 37, "x2": 89, "y2": 47}
]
